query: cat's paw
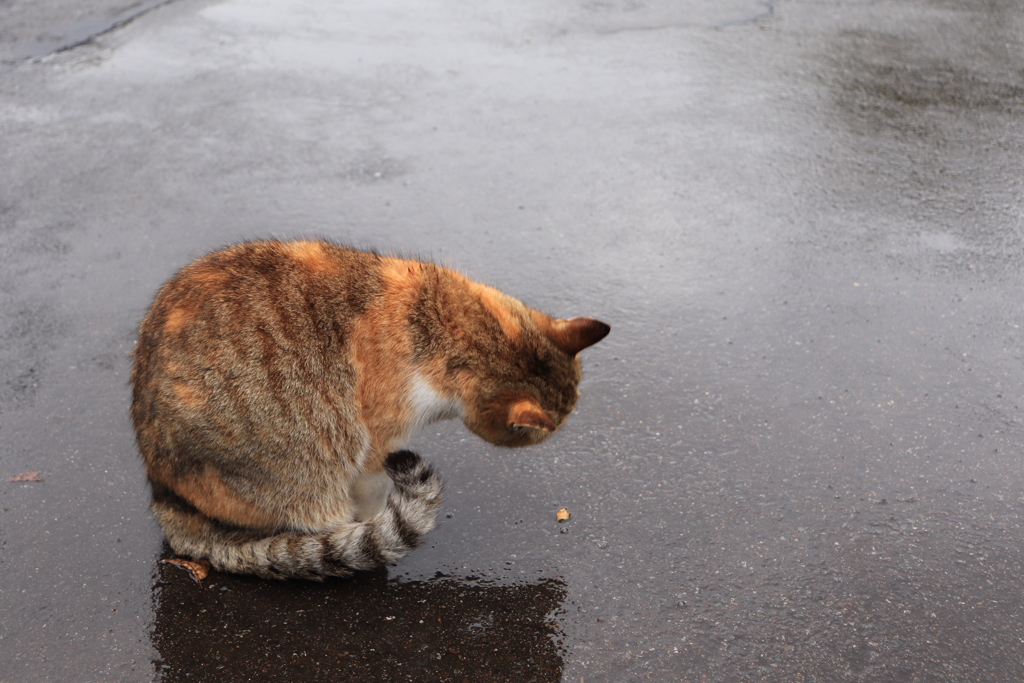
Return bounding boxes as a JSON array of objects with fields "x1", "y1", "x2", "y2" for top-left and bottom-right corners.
[
  {"x1": 385, "y1": 450, "x2": 442, "y2": 504},
  {"x1": 384, "y1": 449, "x2": 421, "y2": 476}
]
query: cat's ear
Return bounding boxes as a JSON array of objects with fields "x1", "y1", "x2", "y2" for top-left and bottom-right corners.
[
  {"x1": 545, "y1": 317, "x2": 611, "y2": 356},
  {"x1": 508, "y1": 397, "x2": 556, "y2": 433}
]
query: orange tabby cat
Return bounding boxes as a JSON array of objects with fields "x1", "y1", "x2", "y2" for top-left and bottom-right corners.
[{"x1": 131, "y1": 240, "x2": 609, "y2": 579}]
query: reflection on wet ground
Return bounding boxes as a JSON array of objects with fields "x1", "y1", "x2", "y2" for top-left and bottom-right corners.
[{"x1": 153, "y1": 556, "x2": 566, "y2": 682}]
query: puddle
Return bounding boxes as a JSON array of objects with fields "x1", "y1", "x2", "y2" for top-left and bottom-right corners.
[{"x1": 152, "y1": 557, "x2": 567, "y2": 682}]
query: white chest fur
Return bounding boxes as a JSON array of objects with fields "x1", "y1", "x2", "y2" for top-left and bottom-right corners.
[
  {"x1": 381, "y1": 374, "x2": 464, "y2": 461},
  {"x1": 409, "y1": 373, "x2": 464, "y2": 429},
  {"x1": 358, "y1": 375, "x2": 463, "y2": 518}
]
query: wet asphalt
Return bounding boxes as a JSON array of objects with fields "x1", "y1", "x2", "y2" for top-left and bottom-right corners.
[{"x1": 2, "y1": 0, "x2": 1024, "y2": 681}]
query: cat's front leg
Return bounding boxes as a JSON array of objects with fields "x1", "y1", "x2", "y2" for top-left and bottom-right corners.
[{"x1": 350, "y1": 469, "x2": 393, "y2": 521}]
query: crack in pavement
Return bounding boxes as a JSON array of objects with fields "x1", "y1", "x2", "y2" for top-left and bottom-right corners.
[{"x1": 1, "y1": 0, "x2": 180, "y2": 73}]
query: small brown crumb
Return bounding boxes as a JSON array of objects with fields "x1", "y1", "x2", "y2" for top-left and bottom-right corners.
[
  {"x1": 9, "y1": 471, "x2": 43, "y2": 482},
  {"x1": 557, "y1": 507, "x2": 571, "y2": 522}
]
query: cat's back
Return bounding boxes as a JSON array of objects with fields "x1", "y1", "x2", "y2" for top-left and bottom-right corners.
[
  {"x1": 131, "y1": 241, "x2": 405, "y2": 532},
  {"x1": 131, "y1": 241, "x2": 389, "y2": 478},
  {"x1": 140, "y1": 241, "x2": 385, "y2": 340}
]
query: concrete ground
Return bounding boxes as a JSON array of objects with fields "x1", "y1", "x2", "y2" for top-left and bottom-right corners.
[{"x1": 2, "y1": 0, "x2": 1024, "y2": 681}]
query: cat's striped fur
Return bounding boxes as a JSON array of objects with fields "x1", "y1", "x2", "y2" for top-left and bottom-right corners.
[{"x1": 131, "y1": 240, "x2": 608, "y2": 579}]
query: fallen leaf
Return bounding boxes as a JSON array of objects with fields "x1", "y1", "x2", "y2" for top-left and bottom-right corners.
[
  {"x1": 557, "y1": 507, "x2": 571, "y2": 522},
  {"x1": 162, "y1": 558, "x2": 211, "y2": 584},
  {"x1": 10, "y1": 471, "x2": 43, "y2": 482}
]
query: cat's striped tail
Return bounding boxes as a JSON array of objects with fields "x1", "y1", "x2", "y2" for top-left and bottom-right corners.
[{"x1": 151, "y1": 450, "x2": 443, "y2": 580}]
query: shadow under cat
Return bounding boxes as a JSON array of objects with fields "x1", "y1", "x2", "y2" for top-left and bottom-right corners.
[{"x1": 151, "y1": 548, "x2": 566, "y2": 683}]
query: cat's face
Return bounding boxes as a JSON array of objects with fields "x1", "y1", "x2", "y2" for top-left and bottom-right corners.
[{"x1": 462, "y1": 316, "x2": 609, "y2": 448}]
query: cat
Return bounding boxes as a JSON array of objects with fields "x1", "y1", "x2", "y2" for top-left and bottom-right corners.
[{"x1": 131, "y1": 239, "x2": 609, "y2": 580}]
